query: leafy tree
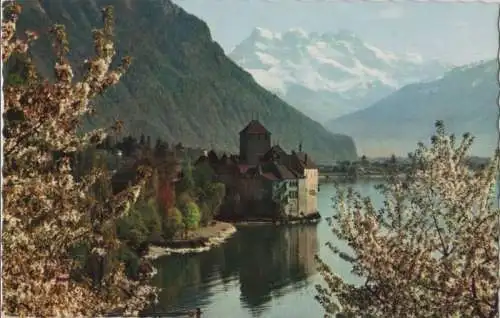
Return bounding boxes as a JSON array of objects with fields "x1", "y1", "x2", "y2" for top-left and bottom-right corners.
[
  {"x1": 2, "y1": 4, "x2": 156, "y2": 316},
  {"x1": 198, "y1": 202, "x2": 212, "y2": 226},
  {"x1": 193, "y1": 162, "x2": 215, "y2": 190},
  {"x1": 316, "y1": 121, "x2": 499, "y2": 317},
  {"x1": 163, "y1": 207, "x2": 183, "y2": 239},
  {"x1": 176, "y1": 191, "x2": 193, "y2": 210},
  {"x1": 182, "y1": 201, "x2": 201, "y2": 236},
  {"x1": 116, "y1": 207, "x2": 149, "y2": 252},
  {"x1": 136, "y1": 198, "x2": 162, "y2": 238},
  {"x1": 158, "y1": 182, "x2": 175, "y2": 214},
  {"x1": 204, "y1": 182, "x2": 226, "y2": 220}
]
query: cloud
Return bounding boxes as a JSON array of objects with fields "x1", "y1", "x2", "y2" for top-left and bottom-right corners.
[{"x1": 378, "y1": 6, "x2": 405, "y2": 20}]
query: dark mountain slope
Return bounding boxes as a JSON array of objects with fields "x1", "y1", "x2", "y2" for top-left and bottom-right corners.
[{"x1": 15, "y1": 0, "x2": 357, "y2": 162}]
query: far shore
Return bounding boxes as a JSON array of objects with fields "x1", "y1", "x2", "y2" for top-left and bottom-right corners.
[{"x1": 319, "y1": 173, "x2": 386, "y2": 180}]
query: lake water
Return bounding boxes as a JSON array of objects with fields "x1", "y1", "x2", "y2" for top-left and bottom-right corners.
[{"x1": 147, "y1": 180, "x2": 384, "y2": 318}]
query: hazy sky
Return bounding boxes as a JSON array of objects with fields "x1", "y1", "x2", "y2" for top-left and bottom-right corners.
[{"x1": 172, "y1": 0, "x2": 498, "y2": 66}]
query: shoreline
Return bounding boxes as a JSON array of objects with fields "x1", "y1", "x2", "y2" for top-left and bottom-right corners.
[
  {"x1": 233, "y1": 218, "x2": 321, "y2": 226},
  {"x1": 219, "y1": 212, "x2": 322, "y2": 226},
  {"x1": 144, "y1": 221, "x2": 237, "y2": 259},
  {"x1": 144, "y1": 214, "x2": 321, "y2": 260}
]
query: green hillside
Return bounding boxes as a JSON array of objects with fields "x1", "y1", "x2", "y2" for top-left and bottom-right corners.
[{"x1": 14, "y1": 0, "x2": 357, "y2": 163}]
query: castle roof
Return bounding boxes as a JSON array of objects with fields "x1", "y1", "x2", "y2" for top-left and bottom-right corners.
[
  {"x1": 291, "y1": 151, "x2": 317, "y2": 169},
  {"x1": 268, "y1": 162, "x2": 299, "y2": 180},
  {"x1": 245, "y1": 162, "x2": 299, "y2": 181},
  {"x1": 239, "y1": 120, "x2": 270, "y2": 135},
  {"x1": 262, "y1": 144, "x2": 288, "y2": 162}
]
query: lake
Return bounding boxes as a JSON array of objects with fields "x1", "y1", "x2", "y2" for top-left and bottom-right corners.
[{"x1": 146, "y1": 180, "x2": 384, "y2": 318}]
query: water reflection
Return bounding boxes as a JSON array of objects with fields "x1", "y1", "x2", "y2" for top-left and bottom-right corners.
[
  {"x1": 145, "y1": 223, "x2": 319, "y2": 316},
  {"x1": 235, "y1": 225, "x2": 318, "y2": 311}
]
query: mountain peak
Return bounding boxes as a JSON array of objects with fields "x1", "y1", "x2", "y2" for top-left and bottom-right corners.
[
  {"x1": 230, "y1": 27, "x2": 449, "y2": 123},
  {"x1": 284, "y1": 27, "x2": 308, "y2": 38},
  {"x1": 251, "y1": 27, "x2": 280, "y2": 40}
]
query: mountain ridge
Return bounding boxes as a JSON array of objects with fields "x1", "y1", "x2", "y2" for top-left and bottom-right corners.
[
  {"x1": 14, "y1": 0, "x2": 357, "y2": 163},
  {"x1": 229, "y1": 27, "x2": 449, "y2": 123},
  {"x1": 326, "y1": 59, "x2": 497, "y2": 157}
]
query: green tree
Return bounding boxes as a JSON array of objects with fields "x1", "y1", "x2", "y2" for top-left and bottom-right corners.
[
  {"x1": 316, "y1": 121, "x2": 499, "y2": 317},
  {"x1": 137, "y1": 198, "x2": 162, "y2": 239},
  {"x1": 176, "y1": 160, "x2": 195, "y2": 195},
  {"x1": 182, "y1": 201, "x2": 201, "y2": 237},
  {"x1": 198, "y1": 202, "x2": 211, "y2": 226},
  {"x1": 205, "y1": 182, "x2": 225, "y2": 219},
  {"x1": 116, "y1": 206, "x2": 149, "y2": 252},
  {"x1": 193, "y1": 163, "x2": 214, "y2": 190},
  {"x1": 162, "y1": 207, "x2": 183, "y2": 239}
]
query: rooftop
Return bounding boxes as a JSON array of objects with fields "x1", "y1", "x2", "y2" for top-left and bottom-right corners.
[
  {"x1": 292, "y1": 151, "x2": 318, "y2": 169},
  {"x1": 239, "y1": 120, "x2": 270, "y2": 135},
  {"x1": 245, "y1": 161, "x2": 299, "y2": 181}
]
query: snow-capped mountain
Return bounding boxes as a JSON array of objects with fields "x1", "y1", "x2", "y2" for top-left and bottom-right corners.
[{"x1": 229, "y1": 27, "x2": 449, "y2": 123}]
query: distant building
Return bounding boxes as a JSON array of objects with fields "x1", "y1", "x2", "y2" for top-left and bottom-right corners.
[{"x1": 195, "y1": 120, "x2": 319, "y2": 219}]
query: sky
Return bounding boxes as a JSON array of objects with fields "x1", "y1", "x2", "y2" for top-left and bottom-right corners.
[{"x1": 172, "y1": 0, "x2": 498, "y2": 66}]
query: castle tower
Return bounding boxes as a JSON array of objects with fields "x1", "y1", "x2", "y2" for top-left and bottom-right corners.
[{"x1": 239, "y1": 120, "x2": 271, "y2": 165}]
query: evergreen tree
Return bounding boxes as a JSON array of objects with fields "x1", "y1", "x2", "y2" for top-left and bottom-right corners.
[{"x1": 176, "y1": 160, "x2": 195, "y2": 195}]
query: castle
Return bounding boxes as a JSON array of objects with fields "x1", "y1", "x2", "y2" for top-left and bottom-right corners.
[{"x1": 195, "y1": 120, "x2": 319, "y2": 219}]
